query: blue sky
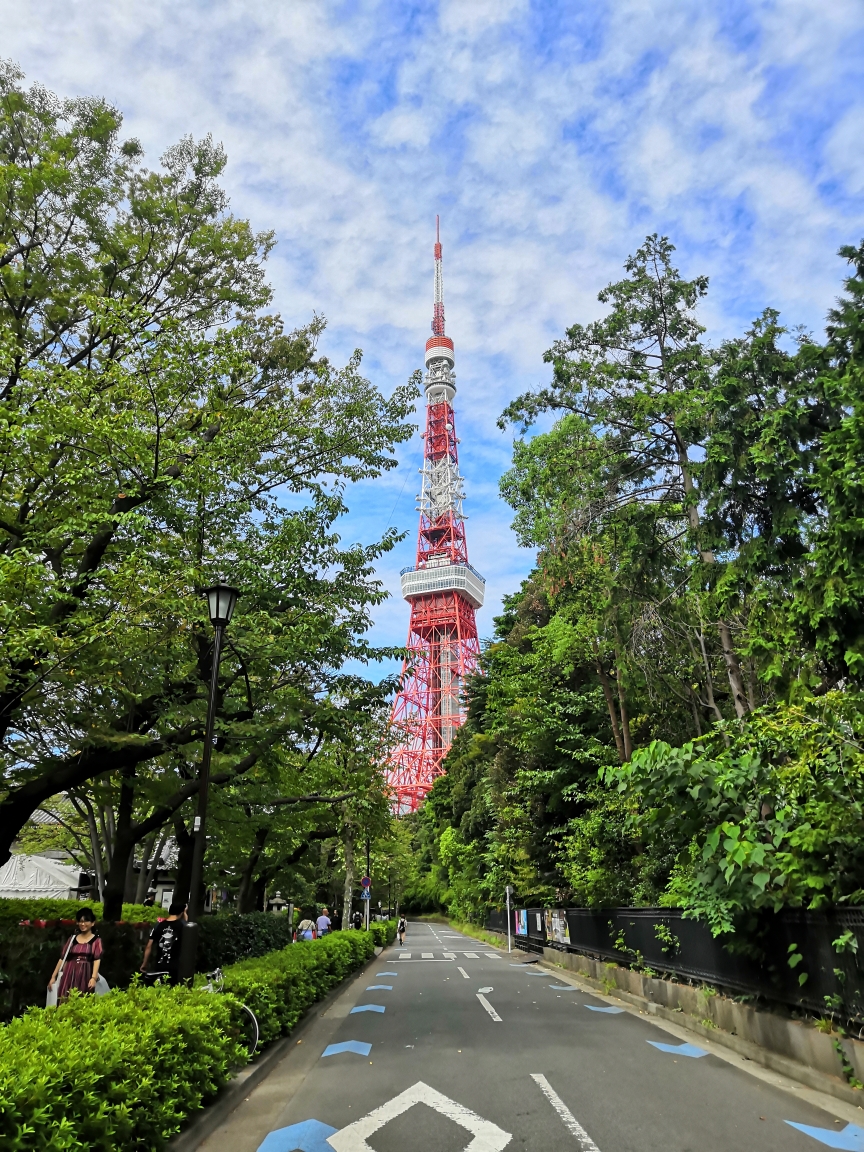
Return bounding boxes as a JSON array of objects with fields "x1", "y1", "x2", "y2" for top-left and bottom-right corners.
[{"x1": 5, "y1": 0, "x2": 864, "y2": 674}]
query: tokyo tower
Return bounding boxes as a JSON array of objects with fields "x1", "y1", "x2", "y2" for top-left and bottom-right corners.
[{"x1": 387, "y1": 219, "x2": 485, "y2": 813}]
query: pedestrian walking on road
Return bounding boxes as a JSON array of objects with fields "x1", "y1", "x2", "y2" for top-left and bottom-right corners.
[
  {"x1": 316, "y1": 908, "x2": 331, "y2": 937},
  {"x1": 397, "y1": 915, "x2": 407, "y2": 945},
  {"x1": 140, "y1": 901, "x2": 188, "y2": 984},
  {"x1": 48, "y1": 907, "x2": 103, "y2": 1003}
]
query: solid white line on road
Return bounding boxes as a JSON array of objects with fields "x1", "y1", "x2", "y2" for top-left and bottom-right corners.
[
  {"x1": 477, "y1": 993, "x2": 502, "y2": 1021},
  {"x1": 458, "y1": 966, "x2": 470, "y2": 979},
  {"x1": 531, "y1": 1074, "x2": 601, "y2": 1151}
]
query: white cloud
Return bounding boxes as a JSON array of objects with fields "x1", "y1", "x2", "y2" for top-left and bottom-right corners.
[{"x1": 3, "y1": 0, "x2": 863, "y2": 655}]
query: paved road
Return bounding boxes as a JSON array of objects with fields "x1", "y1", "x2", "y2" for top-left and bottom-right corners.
[{"x1": 199, "y1": 921, "x2": 862, "y2": 1152}]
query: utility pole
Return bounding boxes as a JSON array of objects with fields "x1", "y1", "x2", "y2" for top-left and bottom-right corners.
[
  {"x1": 505, "y1": 885, "x2": 513, "y2": 954},
  {"x1": 365, "y1": 837, "x2": 371, "y2": 930}
]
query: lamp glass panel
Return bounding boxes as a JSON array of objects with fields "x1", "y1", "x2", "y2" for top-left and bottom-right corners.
[{"x1": 205, "y1": 584, "x2": 238, "y2": 626}]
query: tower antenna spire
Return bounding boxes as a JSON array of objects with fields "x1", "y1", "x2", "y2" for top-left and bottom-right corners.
[
  {"x1": 388, "y1": 221, "x2": 484, "y2": 813},
  {"x1": 432, "y1": 215, "x2": 445, "y2": 337}
]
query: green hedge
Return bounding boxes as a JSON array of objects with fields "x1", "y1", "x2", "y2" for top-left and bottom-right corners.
[
  {"x1": 197, "y1": 912, "x2": 295, "y2": 969},
  {"x1": 0, "y1": 926, "x2": 396, "y2": 1150},
  {"x1": 0, "y1": 898, "x2": 163, "y2": 925},
  {"x1": 218, "y1": 930, "x2": 377, "y2": 1044}
]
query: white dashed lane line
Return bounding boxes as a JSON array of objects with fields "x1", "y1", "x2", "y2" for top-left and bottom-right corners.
[
  {"x1": 532, "y1": 1073, "x2": 602, "y2": 1151},
  {"x1": 458, "y1": 966, "x2": 470, "y2": 979},
  {"x1": 477, "y1": 992, "x2": 502, "y2": 1022}
]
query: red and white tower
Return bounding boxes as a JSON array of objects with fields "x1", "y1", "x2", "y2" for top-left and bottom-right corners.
[{"x1": 387, "y1": 219, "x2": 485, "y2": 813}]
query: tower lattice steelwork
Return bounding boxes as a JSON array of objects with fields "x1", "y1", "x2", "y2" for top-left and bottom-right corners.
[{"x1": 387, "y1": 219, "x2": 485, "y2": 813}]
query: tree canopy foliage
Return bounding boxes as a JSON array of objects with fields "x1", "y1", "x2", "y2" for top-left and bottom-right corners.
[
  {"x1": 409, "y1": 234, "x2": 864, "y2": 935},
  {"x1": 0, "y1": 62, "x2": 415, "y2": 918}
]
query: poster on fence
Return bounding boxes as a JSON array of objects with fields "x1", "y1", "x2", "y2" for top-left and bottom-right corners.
[
  {"x1": 515, "y1": 909, "x2": 527, "y2": 936},
  {"x1": 545, "y1": 908, "x2": 570, "y2": 945}
]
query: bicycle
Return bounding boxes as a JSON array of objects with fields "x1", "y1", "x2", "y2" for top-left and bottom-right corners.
[
  {"x1": 201, "y1": 967, "x2": 260, "y2": 1057},
  {"x1": 140, "y1": 967, "x2": 260, "y2": 1058}
]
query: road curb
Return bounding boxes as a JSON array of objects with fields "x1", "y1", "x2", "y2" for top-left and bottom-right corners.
[{"x1": 167, "y1": 946, "x2": 384, "y2": 1152}]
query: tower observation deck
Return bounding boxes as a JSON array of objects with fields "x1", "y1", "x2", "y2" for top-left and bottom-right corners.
[{"x1": 387, "y1": 220, "x2": 484, "y2": 814}]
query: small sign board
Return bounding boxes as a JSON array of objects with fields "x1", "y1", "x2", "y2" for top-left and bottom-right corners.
[
  {"x1": 360, "y1": 890, "x2": 371, "y2": 899},
  {"x1": 360, "y1": 876, "x2": 371, "y2": 888}
]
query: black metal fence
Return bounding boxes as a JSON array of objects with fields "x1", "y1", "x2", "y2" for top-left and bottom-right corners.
[{"x1": 485, "y1": 906, "x2": 864, "y2": 1018}]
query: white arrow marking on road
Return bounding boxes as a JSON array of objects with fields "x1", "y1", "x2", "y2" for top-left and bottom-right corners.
[
  {"x1": 531, "y1": 1074, "x2": 601, "y2": 1151},
  {"x1": 478, "y1": 986, "x2": 493, "y2": 994},
  {"x1": 326, "y1": 1081, "x2": 511, "y2": 1152},
  {"x1": 458, "y1": 966, "x2": 470, "y2": 979},
  {"x1": 477, "y1": 993, "x2": 502, "y2": 1021}
]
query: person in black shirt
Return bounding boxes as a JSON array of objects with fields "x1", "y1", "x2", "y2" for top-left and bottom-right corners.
[{"x1": 140, "y1": 902, "x2": 188, "y2": 984}]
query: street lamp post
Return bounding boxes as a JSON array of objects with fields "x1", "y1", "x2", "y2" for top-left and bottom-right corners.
[{"x1": 187, "y1": 582, "x2": 239, "y2": 919}]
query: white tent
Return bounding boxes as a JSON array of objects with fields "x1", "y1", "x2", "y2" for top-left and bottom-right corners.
[{"x1": 0, "y1": 854, "x2": 82, "y2": 900}]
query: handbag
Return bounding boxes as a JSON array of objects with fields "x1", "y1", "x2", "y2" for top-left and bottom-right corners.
[
  {"x1": 94, "y1": 973, "x2": 110, "y2": 996},
  {"x1": 46, "y1": 935, "x2": 76, "y2": 1008}
]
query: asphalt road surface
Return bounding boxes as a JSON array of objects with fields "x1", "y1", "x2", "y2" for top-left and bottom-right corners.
[{"x1": 199, "y1": 920, "x2": 863, "y2": 1152}]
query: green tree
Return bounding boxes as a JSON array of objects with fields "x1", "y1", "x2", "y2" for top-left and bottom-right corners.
[{"x1": 0, "y1": 66, "x2": 418, "y2": 903}]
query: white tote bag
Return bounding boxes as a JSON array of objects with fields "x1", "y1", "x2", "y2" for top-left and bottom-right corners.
[
  {"x1": 94, "y1": 973, "x2": 110, "y2": 996},
  {"x1": 46, "y1": 935, "x2": 75, "y2": 1008}
]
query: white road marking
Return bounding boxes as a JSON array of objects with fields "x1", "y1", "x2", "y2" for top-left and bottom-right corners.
[
  {"x1": 458, "y1": 966, "x2": 470, "y2": 979},
  {"x1": 399, "y1": 953, "x2": 411, "y2": 958},
  {"x1": 531, "y1": 1074, "x2": 601, "y2": 1151},
  {"x1": 422, "y1": 952, "x2": 434, "y2": 958},
  {"x1": 484, "y1": 953, "x2": 500, "y2": 958},
  {"x1": 477, "y1": 993, "x2": 502, "y2": 1021},
  {"x1": 464, "y1": 952, "x2": 479, "y2": 958},
  {"x1": 327, "y1": 1081, "x2": 511, "y2": 1152},
  {"x1": 478, "y1": 986, "x2": 493, "y2": 994},
  {"x1": 443, "y1": 952, "x2": 457, "y2": 959}
]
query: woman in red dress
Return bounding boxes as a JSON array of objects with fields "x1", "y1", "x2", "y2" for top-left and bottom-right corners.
[{"x1": 48, "y1": 908, "x2": 103, "y2": 1002}]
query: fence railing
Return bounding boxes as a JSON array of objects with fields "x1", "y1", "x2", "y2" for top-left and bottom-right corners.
[{"x1": 485, "y1": 906, "x2": 864, "y2": 1018}]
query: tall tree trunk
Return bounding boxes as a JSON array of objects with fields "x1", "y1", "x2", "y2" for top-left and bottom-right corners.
[
  {"x1": 614, "y1": 647, "x2": 633, "y2": 761},
  {"x1": 594, "y1": 643, "x2": 625, "y2": 763},
  {"x1": 717, "y1": 620, "x2": 749, "y2": 719},
  {"x1": 342, "y1": 811, "x2": 355, "y2": 930},
  {"x1": 237, "y1": 827, "x2": 269, "y2": 914},
  {"x1": 688, "y1": 686, "x2": 703, "y2": 737},
  {"x1": 134, "y1": 831, "x2": 158, "y2": 905},
  {"x1": 678, "y1": 439, "x2": 750, "y2": 719},
  {"x1": 251, "y1": 873, "x2": 267, "y2": 912},
  {"x1": 70, "y1": 792, "x2": 105, "y2": 900},
  {"x1": 695, "y1": 631, "x2": 724, "y2": 723},
  {"x1": 101, "y1": 773, "x2": 136, "y2": 920}
]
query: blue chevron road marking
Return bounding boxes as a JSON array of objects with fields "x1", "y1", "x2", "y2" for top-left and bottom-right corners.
[
  {"x1": 549, "y1": 984, "x2": 577, "y2": 990},
  {"x1": 321, "y1": 1041, "x2": 372, "y2": 1058},
  {"x1": 785, "y1": 1122, "x2": 864, "y2": 1149},
  {"x1": 647, "y1": 1040, "x2": 708, "y2": 1057},
  {"x1": 350, "y1": 1004, "x2": 385, "y2": 1014},
  {"x1": 377, "y1": 971, "x2": 398, "y2": 976},
  {"x1": 366, "y1": 985, "x2": 393, "y2": 990},
  {"x1": 584, "y1": 1005, "x2": 625, "y2": 1013},
  {"x1": 256, "y1": 1118, "x2": 338, "y2": 1151}
]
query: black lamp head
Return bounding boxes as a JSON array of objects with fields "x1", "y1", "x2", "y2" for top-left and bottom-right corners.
[{"x1": 204, "y1": 583, "x2": 239, "y2": 628}]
